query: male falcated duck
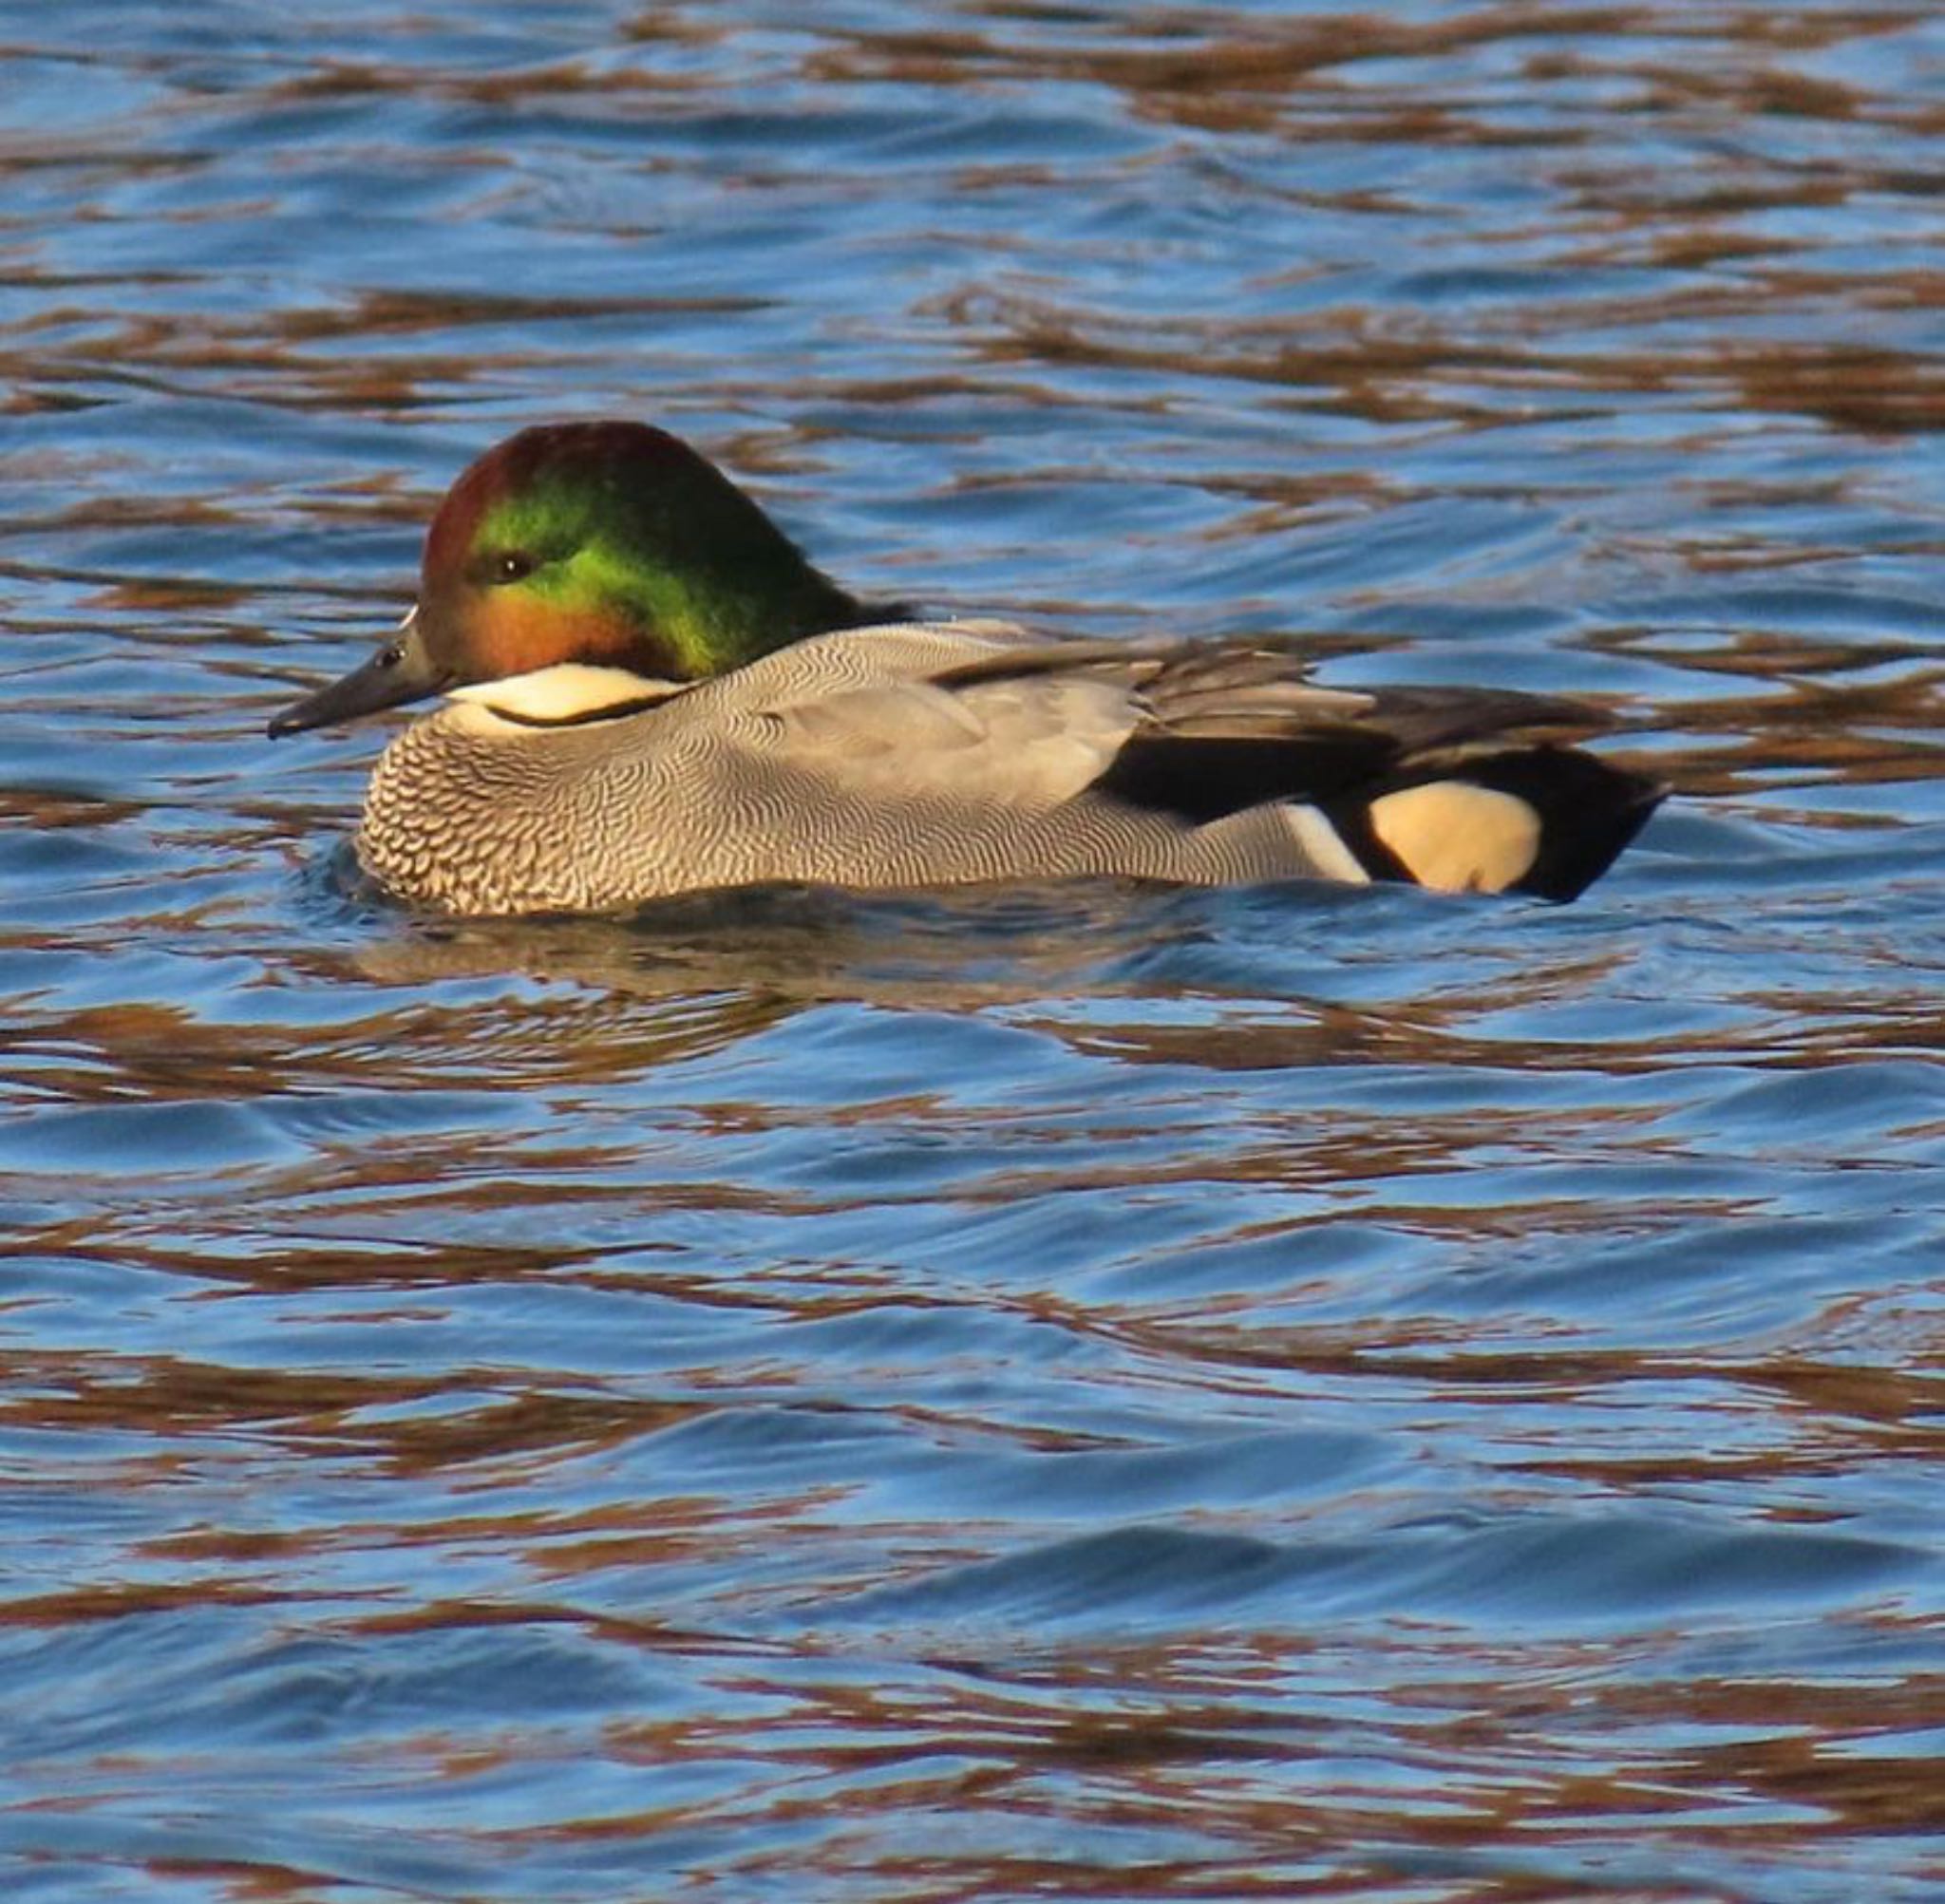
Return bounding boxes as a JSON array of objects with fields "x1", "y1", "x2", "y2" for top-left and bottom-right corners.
[{"x1": 269, "y1": 422, "x2": 1661, "y2": 914}]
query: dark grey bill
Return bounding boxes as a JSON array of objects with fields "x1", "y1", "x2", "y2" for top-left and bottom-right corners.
[{"x1": 268, "y1": 621, "x2": 448, "y2": 738}]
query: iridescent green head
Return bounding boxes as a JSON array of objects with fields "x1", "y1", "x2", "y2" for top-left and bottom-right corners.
[{"x1": 270, "y1": 421, "x2": 888, "y2": 735}]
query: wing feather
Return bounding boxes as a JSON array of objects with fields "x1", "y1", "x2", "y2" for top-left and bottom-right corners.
[
  {"x1": 729, "y1": 638, "x2": 1145, "y2": 808},
  {"x1": 685, "y1": 624, "x2": 1625, "y2": 826}
]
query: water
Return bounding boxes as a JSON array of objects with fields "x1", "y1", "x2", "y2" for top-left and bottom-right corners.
[{"x1": 3, "y1": 4, "x2": 1942, "y2": 1900}]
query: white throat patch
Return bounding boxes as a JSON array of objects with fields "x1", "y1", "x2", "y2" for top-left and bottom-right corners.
[{"x1": 447, "y1": 663, "x2": 676, "y2": 726}]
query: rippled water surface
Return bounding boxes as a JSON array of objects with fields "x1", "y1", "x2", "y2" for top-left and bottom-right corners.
[{"x1": 3, "y1": 4, "x2": 1943, "y2": 1900}]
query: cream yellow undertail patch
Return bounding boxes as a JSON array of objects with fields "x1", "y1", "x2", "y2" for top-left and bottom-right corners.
[{"x1": 1369, "y1": 782, "x2": 1541, "y2": 893}]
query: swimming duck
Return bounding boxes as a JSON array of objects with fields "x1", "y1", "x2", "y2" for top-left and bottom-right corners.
[{"x1": 268, "y1": 421, "x2": 1662, "y2": 915}]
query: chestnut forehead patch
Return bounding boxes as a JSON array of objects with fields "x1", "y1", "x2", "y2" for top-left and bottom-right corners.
[{"x1": 423, "y1": 451, "x2": 508, "y2": 582}]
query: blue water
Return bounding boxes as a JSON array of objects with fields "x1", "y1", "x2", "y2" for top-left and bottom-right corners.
[{"x1": 2, "y1": 4, "x2": 1942, "y2": 1900}]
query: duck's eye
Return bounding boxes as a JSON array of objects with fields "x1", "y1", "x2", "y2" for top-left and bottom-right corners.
[{"x1": 491, "y1": 551, "x2": 538, "y2": 585}]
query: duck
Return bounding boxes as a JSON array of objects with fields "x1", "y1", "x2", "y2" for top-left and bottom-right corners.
[{"x1": 268, "y1": 421, "x2": 1663, "y2": 915}]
